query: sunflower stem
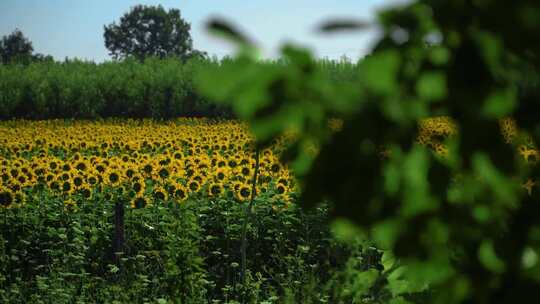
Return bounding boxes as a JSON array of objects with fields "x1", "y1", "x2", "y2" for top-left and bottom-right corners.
[{"x1": 240, "y1": 146, "x2": 260, "y2": 291}]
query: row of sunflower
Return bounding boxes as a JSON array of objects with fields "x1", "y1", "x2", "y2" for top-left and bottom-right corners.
[{"x1": 0, "y1": 119, "x2": 295, "y2": 209}]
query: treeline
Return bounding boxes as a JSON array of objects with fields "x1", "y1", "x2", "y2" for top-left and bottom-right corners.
[
  {"x1": 0, "y1": 57, "x2": 359, "y2": 120},
  {"x1": 0, "y1": 58, "x2": 224, "y2": 119}
]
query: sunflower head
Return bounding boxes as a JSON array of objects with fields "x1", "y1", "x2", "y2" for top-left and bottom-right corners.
[
  {"x1": 270, "y1": 163, "x2": 282, "y2": 174},
  {"x1": 236, "y1": 184, "x2": 251, "y2": 201},
  {"x1": 276, "y1": 183, "x2": 288, "y2": 195},
  {"x1": 131, "y1": 195, "x2": 149, "y2": 209},
  {"x1": 153, "y1": 186, "x2": 168, "y2": 201},
  {"x1": 106, "y1": 170, "x2": 121, "y2": 186},
  {"x1": 87, "y1": 174, "x2": 98, "y2": 186},
  {"x1": 208, "y1": 183, "x2": 224, "y2": 197},
  {"x1": 73, "y1": 175, "x2": 84, "y2": 187},
  {"x1": 188, "y1": 180, "x2": 200, "y2": 192},
  {"x1": 0, "y1": 189, "x2": 15, "y2": 208},
  {"x1": 79, "y1": 185, "x2": 92, "y2": 199},
  {"x1": 132, "y1": 180, "x2": 145, "y2": 194},
  {"x1": 158, "y1": 167, "x2": 170, "y2": 179},
  {"x1": 64, "y1": 198, "x2": 78, "y2": 212},
  {"x1": 215, "y1": 168, "x2": 228, "y2": 182},
  {"x1": 173, "y1": 184, "x2": 188, "y2": 201},
  {"x1": 61, "y1": 180, "x2": 74, "y2": 194},
  {"x1": 142, "y1": 163, "x2": 154, "y2": 175},
  {"x1": 240, "y1": 166, "x2": 252, "y2": 177},
  {"x1": 75, "y1": 161, "x2": 88, "y2": 171}
]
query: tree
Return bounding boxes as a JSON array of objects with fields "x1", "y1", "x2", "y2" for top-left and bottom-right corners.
[
  {"x1": 0, "y1": 29, "x2": 34, "y2": 64},
  {"x1": 104, "y1": 5, "x2": 197, "y2": 61}
]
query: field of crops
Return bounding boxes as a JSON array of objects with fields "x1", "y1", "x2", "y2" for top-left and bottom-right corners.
[
  {"x1": 0, "y1": 118, "x2": 296, "y2": 210},
  {"x1": 1, "y1": 118, "x2": 342, "y2": 303}
]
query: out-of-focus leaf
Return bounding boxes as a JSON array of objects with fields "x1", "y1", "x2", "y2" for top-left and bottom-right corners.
[
  {"x1": 478, "y1": 240, "x2": 506, "y2": 273},
  {"x1": 482, "y1": 87, "x2": 517, "y2": 118},
  {"x1": 429, "y1": 46, "x2": 451, "y2": 66},
  {"x1": 416, "y1": 72, "x2": 447, "y2": 101},
  {"x1": 359, "y1": 50, "x2": 401, "y2": 96},
  {"x1": 206, "y1": 18, "x2": 254, "y2": 47},
  {"x1": 331, "y1": 218, "x2": 367, "y2": 242},
  {"x1": 318, "y1": 19, "x2": 371, "y2": 32}
]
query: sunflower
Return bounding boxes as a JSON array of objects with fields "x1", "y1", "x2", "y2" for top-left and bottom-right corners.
[
  {"x1": 277, "y1": 178, "x2": 289, "y2": 187},
  {"x1": 131, "y1": 180, "x2": 145, "y2": 195},
  {"x1": 142, "y1": 163, "x2": 154, "y2": 176},
  {"x1": 235, "y1": 184, "x2": 252, "y2": 201},
  {"x1": 276, "y1": 183, "x2": 288, "y2": 195},
  {"x1": 86, "y1": 174, "x2": 99, "y2": 186},
  {"x1": 78, "y1": 185, "x2": 93, "y2": 199},
  {"x1": 48, "y1": 180, "x2": 61, "y2": 191},
  {"x1": 95, "y1": 163, "x2": 106, "y2": 173},
  {"x1": 72, "y1": 174, "x2": 85, "y2": 188},
  {"x1": 62, "y1": 163, "x2": 72, "y2": 172},
  {"x1": 270, "y1": 163, "x2": 282, "y2": 174},
  {"x1": 240, "y1": 166, "x2": 252, "y2": 178},
  {"x1": 153, "y1": 186, "x2": 168, "y2": 201},
  {"x1": 214, "y1": 168, "x2": 228, "y2": 182},
  {"x1": 208, "y1": 183, "x2": 224, "y2": 197},
  {"x1": 0, "y1": 188, "x2": 14, "y2": 208},
  {"x1": 216, "y1": 159, "x2": 227, "y2": 168},
  {"x1": 64, "y1": 198, "x2": 77, "y2": 211},
  {"x1": 172, "y1": 183, "x2": 188, "y2": 201},
  {"x1": 61, "y1": 179, "x2": 75, "y2": 194},
  {"x1": 125, "y1": 167, "x2": 136, "y2": 179},
  {"x1": 192, "y1": 174, "x2": 204, "y2": 183},
  {"x1": 49, "y1": 160, "x2": 59, "y2": 171},
  {"x1": 9, "y1": 167, "x2": 19, "y2": 178},
  {"x1": 173, "y1": 151, "x2": 183, "y2": 160},
  {"x1": 188, "y1": 180, "x2": 200, "y2": 193},
  {"x1": 105, "y1": 169, "x2": 122, "y2": 186},
  {"x1": 157, "y1": 166, "x2": 170, "y2": 179},
  {"x1": 58, "y1": 171, "x2": 71, "y2": 181},
  {"x1": 16, "y1": 174, "x2": 28, "y2": 185},
  {"x1": 1, "y1": 172, "x2": 9, "y2": 182},
  {"x1": 75, "y1": 160, "x2": 88, "y2": 172},
  {"x1": 9, "y1": 180, "x2": 22, "y2": 192}
]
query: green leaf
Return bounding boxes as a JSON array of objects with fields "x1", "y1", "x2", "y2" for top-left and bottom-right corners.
[
  {"x1": 429, "y1": 46, "x2": 450, "y2": 65},
  {"x1": 416, "y1": 72, "x2": 447, "y2": 101},
  {"x1": 331, "y1": 218, "x2": 367, "y2": 242},
  {"x1": 359, "y1": 50, "x2": 401, "y2": 96},
  {"x1": 482, "y1": 87, "x2": 517, "y2": 118},
  {"x1": 478, "y1": 240, "x2": 506, "y2": 273},
  {"x1": 372, "y1": 219, "x2": 401, "y2": 249},
  {"x1": 400, "y1": 146, "x2": 439, "y2": 217}
]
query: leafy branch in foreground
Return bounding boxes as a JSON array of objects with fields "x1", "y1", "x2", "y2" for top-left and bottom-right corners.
[{"x1": 196, "y1": 1, "x2": 540, "y2": 302}]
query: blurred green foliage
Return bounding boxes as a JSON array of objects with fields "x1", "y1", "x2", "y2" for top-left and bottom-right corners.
[{"x1": 196, "y1": 1, "x2": 540, "y2": 302}]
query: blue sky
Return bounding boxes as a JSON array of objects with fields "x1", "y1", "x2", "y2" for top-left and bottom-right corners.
[{"x1": 0, "y1": 0, "x2": 407, "y2": 62}]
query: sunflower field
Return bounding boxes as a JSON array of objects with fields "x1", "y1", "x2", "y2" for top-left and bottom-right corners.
[
  {"x1": 0, "y1": 118, "x2": 379, "y2": 303},
  {"x1": 0, "y1": 118, "x2": 296, "y2": 210}
]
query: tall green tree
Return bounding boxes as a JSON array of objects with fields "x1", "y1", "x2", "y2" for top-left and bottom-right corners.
[
  {"x1": 104, "y1": 5, "x2": 201, "y2": 61},
  {"x1": 0, "y1": 29, "x2": 33, "y2": 64}
]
